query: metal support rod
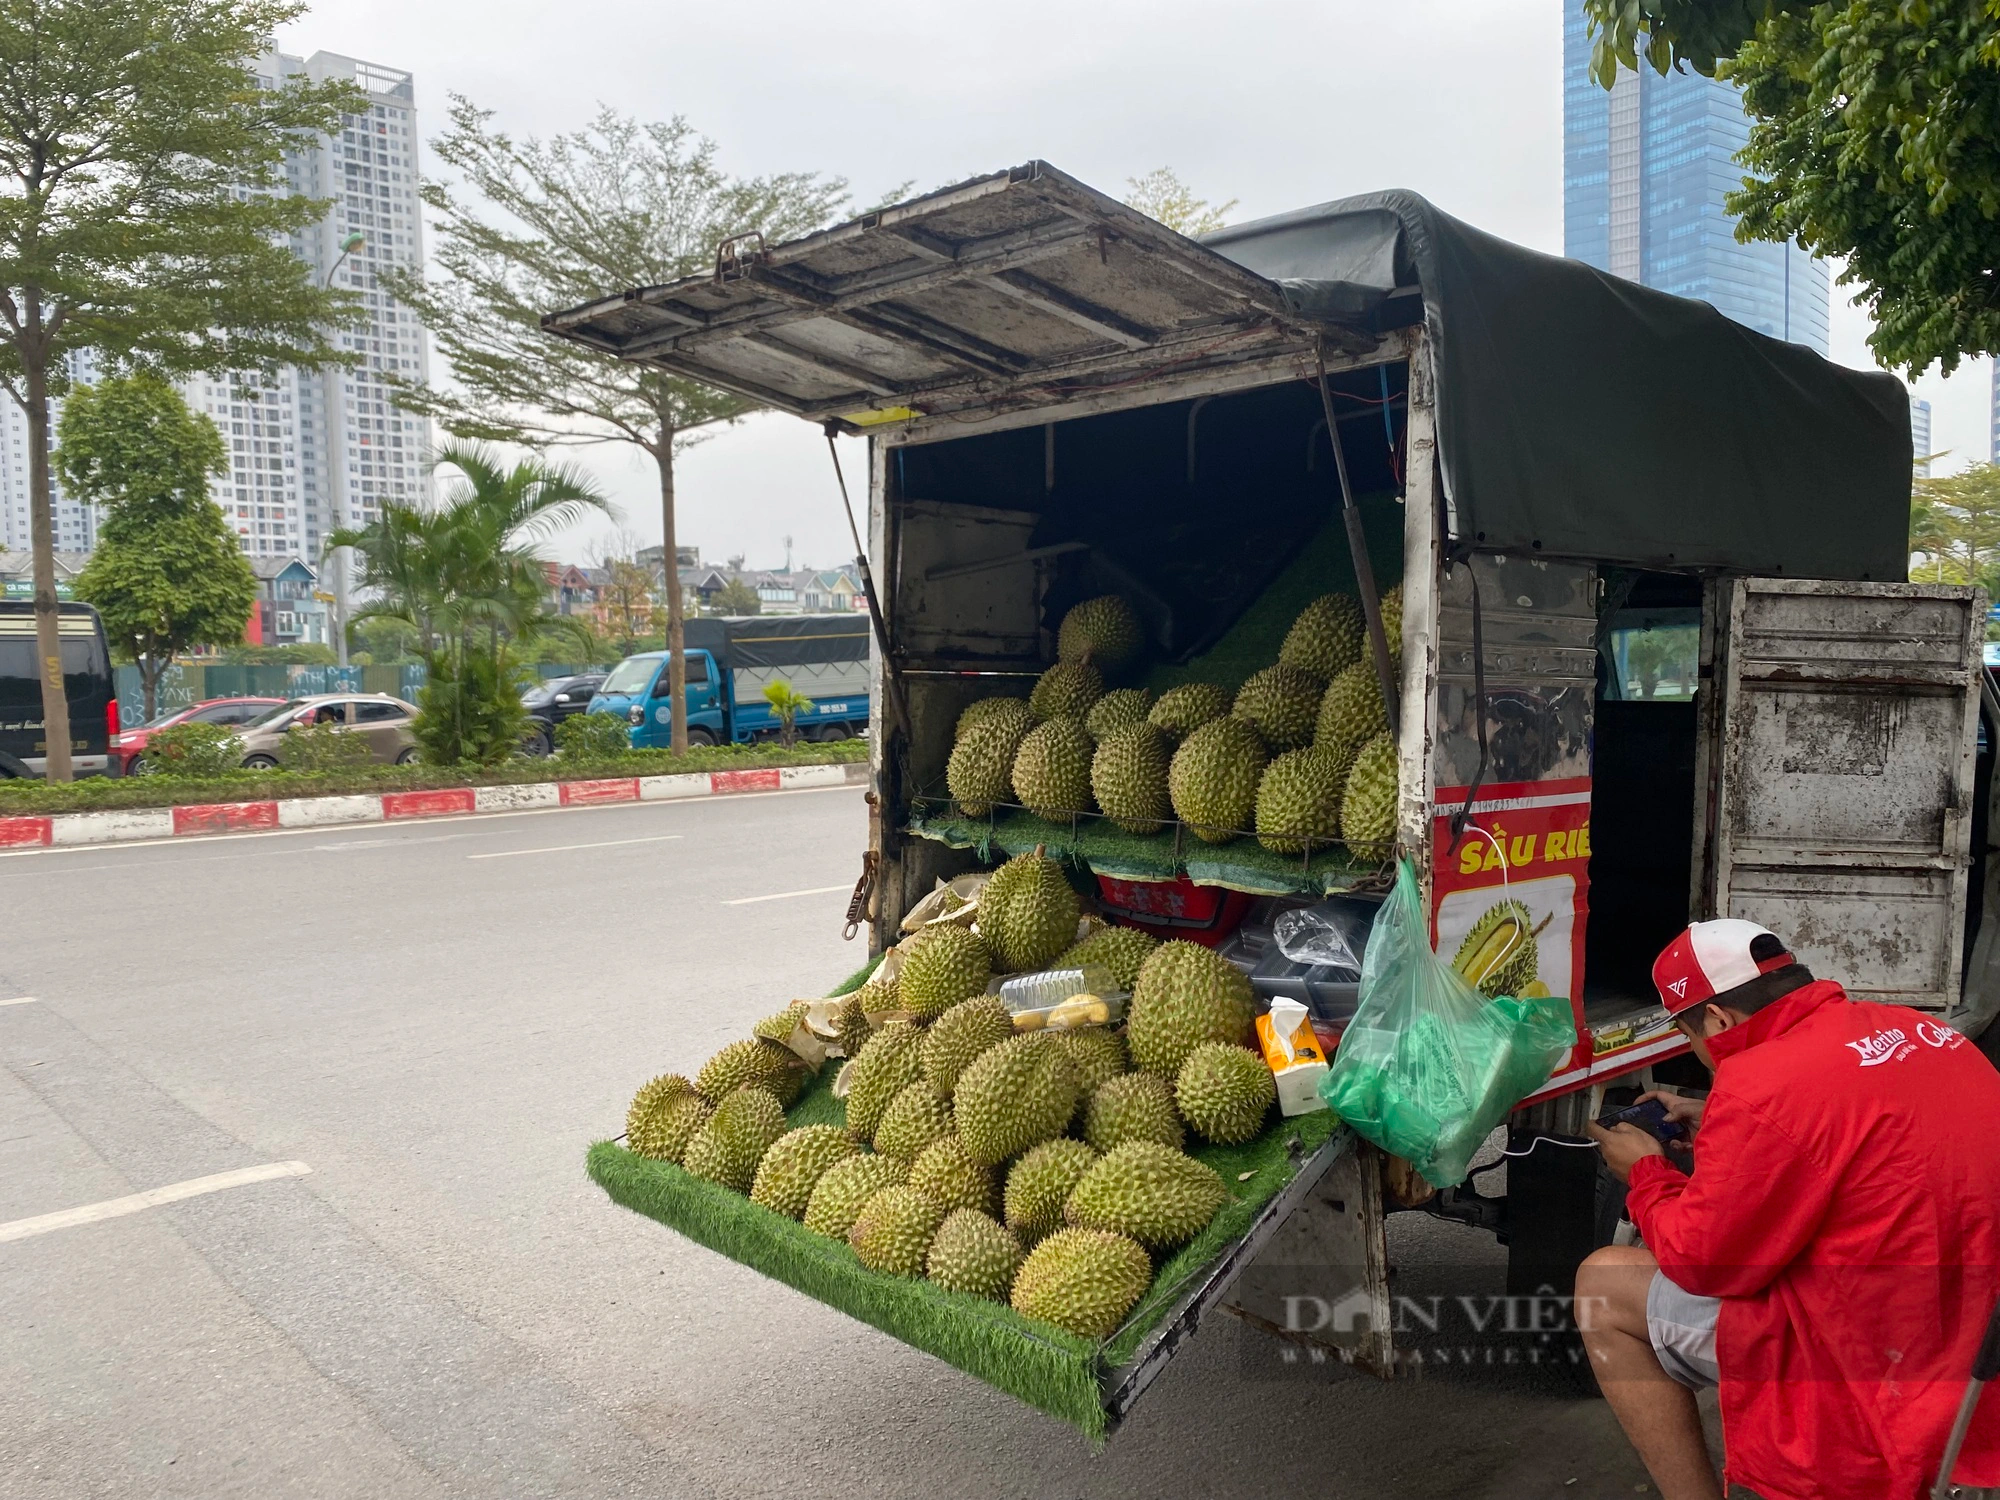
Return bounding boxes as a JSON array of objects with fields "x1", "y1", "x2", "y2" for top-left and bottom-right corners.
[
  {"x1": 1313, "y1": 340, "x2": 1400, "y2": 739},
  {"x1": 824, "y1": 425, "x2": 908, "y2": 739}
]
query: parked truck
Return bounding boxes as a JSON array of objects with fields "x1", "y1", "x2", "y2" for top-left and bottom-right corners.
[
  {"x1": 589, "y1": 613, "x2": 870, "y2": 748},
  {"x1": 551, "y1": 163, "x2": 1993, "y2": 1430}
]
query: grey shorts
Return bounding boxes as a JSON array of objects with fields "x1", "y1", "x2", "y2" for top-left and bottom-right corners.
[{"x1": 1647, "y1": 1271, "x2": 1721, "y2": 1390}]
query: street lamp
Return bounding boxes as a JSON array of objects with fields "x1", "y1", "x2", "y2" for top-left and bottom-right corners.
[{"x1": 326, "y1": 231, "x2": 364, "y2": 668}]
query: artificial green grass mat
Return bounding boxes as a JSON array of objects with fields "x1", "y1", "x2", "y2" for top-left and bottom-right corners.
[
  {"x1": 588, "y1": 1058, "x2": 1340, "y2": 1437},
  {"x1": 904, "y1": 803, "x2": 1382, "y2": 897}
]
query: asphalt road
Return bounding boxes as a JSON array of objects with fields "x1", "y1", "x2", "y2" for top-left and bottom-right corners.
[{"x1": 0, "y1": 786, "x2": 1669, "y2": 1499}]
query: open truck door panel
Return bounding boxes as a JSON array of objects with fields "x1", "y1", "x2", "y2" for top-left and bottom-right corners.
[{"x1": 551, "y1": 163, "x2": 1976, "y2": 1429}]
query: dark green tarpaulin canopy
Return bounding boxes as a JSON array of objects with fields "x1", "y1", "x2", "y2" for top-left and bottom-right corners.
[{"x1": 1205, "y1": 191, "x2": 1912, "y2": 581}]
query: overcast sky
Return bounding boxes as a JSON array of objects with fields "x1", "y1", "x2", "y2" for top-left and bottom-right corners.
[{"x1": 278, "y1": 0, "x2": 1990, "y2": 569}]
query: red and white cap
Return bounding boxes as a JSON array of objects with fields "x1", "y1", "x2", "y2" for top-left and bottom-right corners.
[{"x1": 1652, "y1": 919, "x2": 1794, "y2": 1015}]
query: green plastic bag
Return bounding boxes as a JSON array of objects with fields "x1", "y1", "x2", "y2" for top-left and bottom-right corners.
[{"x1": 1319, "y1": 859, "x2": 1576, "y2": 1187}]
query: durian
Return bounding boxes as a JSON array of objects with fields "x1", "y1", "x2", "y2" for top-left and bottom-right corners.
[
  {"x1": 978, "y1": 846, "x2": 1080, "y2": 973},
  {"x1": 1082, "y1": 1072, "x2": 1186, "y2": 1153},
  {"x1": 925, "y1": 1209, "x2": 1024, "y2": 1300},
  {"x1": 833, "y1": 993, "x2": 875, "y2": 1057},
  {"x1": 1339, "y1": 732, "x2": 1399, "y2": 857},
  {"x1": 1010, "y1": 717, "x2": 1096, "y2": 821},
  {"x1": 849, "y1": 1184, "x2": 948, "y2": 1276},
  {"x1": 626, "y1": 1074, "x2": 710, "y2": 1164},
  {"x1": 1279, "y1": 593, "x2": 1365, "y2": 684},
  {"x1": 1085, "y1": 687, "x2": 1153, "y2": 741},
  {"x1": 1254, "y1": 747, "x2": 1350, "y2": 855},
  {"x1": 802, "y1": 1152, "x2": 908, "y2": 1239},
  {"x1": 1451, "y1": 899, "x2": 1539, "y2": 998},
  {"x1": 1056, "y1": 595, "x2": 1143, "y2": 673},
  {"x1": 681, "y1": 1086, "x2": 788, "y2": 1193},
  {"x1": 1147, "y1": 681, "x2": 1231, "y2": 742},
  {"x1": 843, "y1": 1020, "x2": 926, "y2": 1144},
  {"x1": 1314, "y1": 660, "x2": 1389, "y2": 757},
  {"x1": 954, "y1": 1033, "x2": 1080, "y2": 1167},
  {"x1": 907, "y1": 1134, "x2": 997, "y2": 1215},
  {"x1": 1011, "y1": 1227, "x2": 1153, "y2": 1340},
  {"x1": 949, "y1": 707, "x2": 1035, "y2": 817},
  {"x1": 1028, "y1": 660, "x2": 1104, "y2": 722},
  {"x1": 1054, "y1": 926, "x2": 1159, "y2": 992},
  {"x1": 1058, "y1": 1026, "x2": 1129, "y2": 1100},
  {"x1": 752, "y1": 1002, "x2": 809, "y2": 1044},
  {"x1": 1004, "y1": 1139, "x2": 1099, "y2": 1245},
  {"x1": 1379, "y1": 583, "x2": 1404, "y2": 660},
  {"x1": 750, "y1": 1124, "x2": 857, "y2": 1218},
  {"x1": 1063, "y1": 1140, "x2": 1226, "y2": 1250},
  {"x1": 1168, "y1": 715, "x2": 1269, "y2": 843},
  {"x1": 1232, "y1": 664, "x2": 1323, "y2": 752},
  {"x1": 696, "y1": 1037, "x2": 809, "y2": 1108},
  {"x1": 1175, "y1": 1043, "x2": 1277, "y2": 1144},
  {"x1": 873, "y1": 1081, "x2": 953, "y2": 1160},
  {"x1": 921, "y1": 995, "x2": 1015, "y2": 1098},
  {"x1": 897, "y1": 925, "x2": 992, "y2": 1023},
  {"x1": 1126, "y1": 939, "x2": 1256, "y2": 1076},
  {"x1": 956, "y1": 696, "x2": 1031, "y2": 744},
  {"x1": 1090, "y1": 722, "x2": 1172, "y2": 834}
]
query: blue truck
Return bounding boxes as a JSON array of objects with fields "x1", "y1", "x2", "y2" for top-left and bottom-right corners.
[{"x1": 589, "y1": 613, "x2": 871, "y2": 748}]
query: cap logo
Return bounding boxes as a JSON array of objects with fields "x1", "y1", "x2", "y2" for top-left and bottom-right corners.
[{"x1": 1666, "y1": 976, "x2": 1688, "y2": 998}]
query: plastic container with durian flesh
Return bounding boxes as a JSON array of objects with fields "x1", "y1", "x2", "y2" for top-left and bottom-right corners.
[{"x1": 997, "y1": 965, "x2": 1127, "y2": 1032}]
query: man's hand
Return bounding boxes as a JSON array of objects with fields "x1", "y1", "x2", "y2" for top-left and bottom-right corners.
[
  {"x1": 1587, "y1": 1121, "x2": 1666, "y2": 1183},
  {"x1": 1639, "y1": 1090, "x2": 1706, "y2": 1133}
]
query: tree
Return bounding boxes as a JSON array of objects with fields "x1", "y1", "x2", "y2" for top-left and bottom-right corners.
[
  {"x1": 382, "y1": 101, "x2": 847, "y2": 756},
  {"x1": 1580, "y1": 1, "x2": 2000, "y2": 375},
  {"x1": 714, "y1": 575, "x2": 762, "y2": 616},
  {"x1": 597, "y1": 558, "x2": 665, "y2": 653},
  {"x1": 0, "y1": 0, "x2": 363, "y2": 778},
  {"x1": 1125, "y1": 168, "x2": 1237, "y2": 237},
  {"x1": 61, "y1": 374, "x2": 256, "y2": 720},
  {"x1": 762, "y1": 679, "x2": 814, "y2": 747},
  {"x1": 1909, "y1": 463, "x2": 2000, "y2": 587},
  {"x1": 331, "y1": 442, "x2": 609, "y2": 764}
]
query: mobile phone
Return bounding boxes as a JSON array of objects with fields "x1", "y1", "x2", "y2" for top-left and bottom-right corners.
[{"x1": 1596, "y1": 1097, "x2": 1687, "y2": 1144}]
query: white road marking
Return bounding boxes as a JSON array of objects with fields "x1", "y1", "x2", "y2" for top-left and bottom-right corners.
[
  {"x1": 0, "y1": 1161, "x2": 313, "y2": 1245},
  {"x1": 0, "y1": 783, "x2": 859, "y2": 864},
  {"x1": 0, "y1": 996, "x2": 36, "y2": 1007},
  {"x1": 466, "y1": 834, "x2": 684, "y2": 861},
  {"x1": 722, "y1": 883, "x2": 852, "y2": 906}
]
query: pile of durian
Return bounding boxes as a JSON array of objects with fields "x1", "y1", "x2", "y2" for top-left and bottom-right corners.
[
  {"x1": 624, "y1": 847, "x2": 1284, "y2": 1343},
  {"x1": 946, "y1": 590, "x2": 1402, "y2": 858}
]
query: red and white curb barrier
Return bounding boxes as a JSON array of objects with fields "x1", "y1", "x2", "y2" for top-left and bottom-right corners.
[{"x1": 0, "y1": 760, "x2": 866, "y2": 851}]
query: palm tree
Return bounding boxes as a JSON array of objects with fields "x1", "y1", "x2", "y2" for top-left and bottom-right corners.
[{"x1": 330, "y1": 441, "x2": 610, "y2": 763}]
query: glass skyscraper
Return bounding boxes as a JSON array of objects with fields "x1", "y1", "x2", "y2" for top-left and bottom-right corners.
[{"x1": 1562, "y1": 2, "x2": 1829, "y2": 354}]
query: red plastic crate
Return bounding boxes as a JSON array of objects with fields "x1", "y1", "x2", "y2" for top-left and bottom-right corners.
[{"x1": 1094, "y1": 874, "x2": 1255, "y2": 948}]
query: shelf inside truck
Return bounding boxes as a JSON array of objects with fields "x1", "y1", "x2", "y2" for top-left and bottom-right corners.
[
  {"x1": 588, "y1": 1048, "x2": 1342, "y2": 1438},
  {"x1": 904, "y1": 796, "x2": 1391, "y2": 899}
]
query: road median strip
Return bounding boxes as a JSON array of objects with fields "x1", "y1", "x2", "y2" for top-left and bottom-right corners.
[{"x1": 0, "y1": 759, "x2": 868, "y2": 851}]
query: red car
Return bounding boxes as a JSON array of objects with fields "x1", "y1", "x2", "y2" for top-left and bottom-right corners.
[{"x1": 113, "y1": 697, "x2": 287, "y2": 775}]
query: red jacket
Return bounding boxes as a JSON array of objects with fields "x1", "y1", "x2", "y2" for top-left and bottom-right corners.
[{"x1": 1626, "y1": 980, "x2": 2000, "y2": 1500}]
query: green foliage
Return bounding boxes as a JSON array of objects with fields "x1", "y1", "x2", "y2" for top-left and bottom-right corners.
[
  {"x1": 762, "y1": 679, "x2": 815, "y2": 746},
  {"x1": 713, "y1": 576, "x2": 761, "y2": 616},
  {"x1": 1580, "y1": 0, "x2": 2000, "y2": 374},
  {"x1": 381, "y1": 100, "x2": 846, "y2": 752},
  {"x1": 139, "y1": 721, "x2": 242, "y2": 777},
  {"x1": 64, "y1": 373, "x2": 257, "y2": 720},
  {"x1": 219, "y1": 642, "x2": 337, "y2": 666},
  {"x1": 333, "y1": 442, "x2": 608, "y2": 765},
  {"x1": 349, "y1": 617, "x2": 424, "y2": 665},
  {"x1": 278, "y1": 720, "x2": 375, "y2": 772},
  {"x1": 1910, "y1": 463, "x2": 2000, "y2": 588},
  {"x1": 1124, "y1": 168, "x2": 1237, "y2": 237},
  {"x1": 555, "y1": 710, "x2": 632, "y2": 759}
]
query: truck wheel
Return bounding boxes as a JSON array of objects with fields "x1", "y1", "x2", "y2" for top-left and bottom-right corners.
[
  {"x1": 685, "y1": 727, "x2": 716, "y2": 748},
  {"x1": 815, "y1": 722, "x2": 852, "y2": 742}
]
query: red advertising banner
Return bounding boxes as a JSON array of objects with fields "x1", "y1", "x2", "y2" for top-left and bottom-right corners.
[{"x1": 1431, "y1": 776, "x2": 1594, "y2": 1075}]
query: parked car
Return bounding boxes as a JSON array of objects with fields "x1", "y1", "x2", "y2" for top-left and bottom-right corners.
[
  {"x1": 0, "y1": 600, "x2": 119, "y2": 778},
  {"x1": 114, "y1": 697, "x2": 287, "y2": 775},
  {"x1": 235, "y1": 693, "x2": 421, "y2": 769},
  {"x1": 519, "y1": 672, "x2": 606, "y2": 756}
]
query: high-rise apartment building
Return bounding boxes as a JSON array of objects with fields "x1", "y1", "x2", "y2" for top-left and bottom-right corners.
[
  {"x1": 188, "y1": 50, "x2": 431, "y2": 562},
  {"x1": 1562, "y1": 2, "x2": 1830, "y2": 354},
  {"x1": 1912, "y1": 398, "x2": 1933, "y2": 478}
]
